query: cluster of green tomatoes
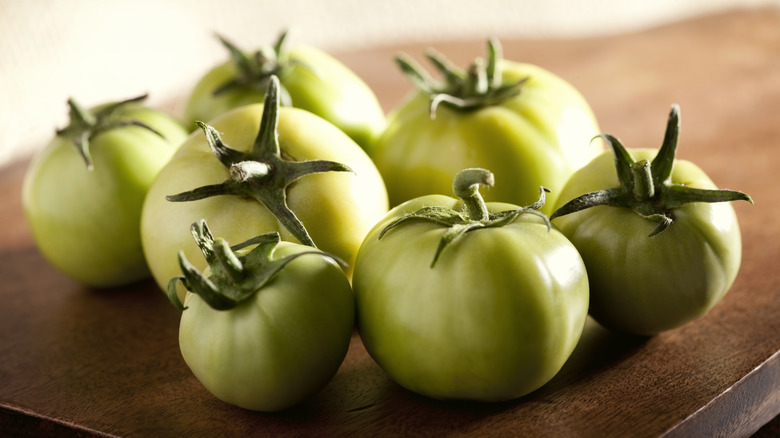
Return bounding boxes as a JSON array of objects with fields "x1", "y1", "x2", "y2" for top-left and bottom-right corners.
[{"x1": 22, "y1": 31, "x2": 752, "y2": 411}]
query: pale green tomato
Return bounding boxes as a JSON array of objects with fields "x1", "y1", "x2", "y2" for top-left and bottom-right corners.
[
  {"x1": 353, "y1": 169, "x2": 589, "y2": 401},
  {"x1": 552, "y1": 148, "x2": 745, "y2": 335},
  {"x1": 371, "y1": 41, "x2": 602, "y2": 215},
  {"x1": 178, "y1": 239, "x2": 355, "y2": 412},
  {"x1": 183, "y1": 34, "x2": 385, "y2": 151},
  {"x1": 22, "y1": 98, "x2": 187, "y2": 287},
  {"x1": 550, "y1": 105, "x2": 752, "y2": 335},
  {"x1": 142, "y1": 101, "x2": 388, "y2": 301}
]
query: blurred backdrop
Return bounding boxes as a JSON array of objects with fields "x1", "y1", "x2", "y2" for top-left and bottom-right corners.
[{"x1": 1, "y1": 0, "x2": 778, "y2": 166}]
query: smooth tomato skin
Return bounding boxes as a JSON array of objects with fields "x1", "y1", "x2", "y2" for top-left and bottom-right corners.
[
  {"x1": 141, "y1": 103, "x2": 389, "y2": 299},
  {"x1": 353, "y1": 196, "x2": 589, "y2": 401},
  {"x1": 371, "y1": 62, "x2": 602, "y2": 214},
  {"x1": 183, "y1": 45, "x2": 386, "y2": 150},
  {"x1": 179, "y1": 242, "x2": 355, "y2": 412},
  {"x1": 22, "y1": 106, "x2": 188, "y2": 287},
  {"x1": 552, "y1": 149, "x2": 743, "y2": 335}
]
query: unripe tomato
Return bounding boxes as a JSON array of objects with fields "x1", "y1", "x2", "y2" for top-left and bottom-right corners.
[
  {"x1": 551, "y1": 105, "x2": 752, "y2": 335},
  {"x1": 371, "y1": 39, "x2": 602, "y2": 214},
  {"x1": 168, "y1": 221, "x2": 354, "y2": 412},
  {"x1": 353, "y1": 168, "x2": 589, "y2": 401},
  {"x1": 142, "y1": 77, "x2": 388, "y2": 300},
  {"x1": 22, "y1": 95, "x2": 188, "y2": 287},
  {"x1": 183, "y1": 31, "x2": 385, "y2": 151}
]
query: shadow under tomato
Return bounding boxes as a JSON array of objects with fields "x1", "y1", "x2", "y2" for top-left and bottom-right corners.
[
  {"x1": 44, "y1": 276, "x2": 184, "y2": 388},
  {"x1": 528, "y1": 316, "x2": 651, "y2": 398},
  {"x1": 159, "y1": 316, "x2": 653, "y2": 436}
]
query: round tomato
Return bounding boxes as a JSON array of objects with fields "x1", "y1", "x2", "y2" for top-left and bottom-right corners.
[
  {"x1": 370, "y1": 38, "x2": 602, "y2": 215},
  {"x1": 22, "y1": 95, "x2": 188, "y2": 287},
  {"x1": 168, "y1": 220, "x2": 354, "y2": 412},
  {"x1": 142, "y1": 76, "x2": 388, "y2": 300},
  {"x1": 183, "y1": 30, "x2": 385, "y2": 151},
  {"x1": 353, "y1": 168, "x2": 589, "y2": 402},
  {"x1": 551, "y1": 104, "x2": 753, "y2": 335}
]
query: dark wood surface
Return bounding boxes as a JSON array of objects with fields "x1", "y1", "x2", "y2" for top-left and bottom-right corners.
[{"x1": 2, "y1": 9, "x2": 779, "y2": 437}]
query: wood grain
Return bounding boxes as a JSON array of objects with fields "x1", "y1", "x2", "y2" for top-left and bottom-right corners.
[{"x1": 1, "y1": 8, "x2": 779, "y2": 437}]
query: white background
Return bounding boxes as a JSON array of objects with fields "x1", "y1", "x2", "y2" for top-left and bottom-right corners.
[{"x1": 2, "y1": 0, "x2": 778, "y2": 166}]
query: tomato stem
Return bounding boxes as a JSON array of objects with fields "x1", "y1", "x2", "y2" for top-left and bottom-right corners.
[
  {"x1": 55, "y1": 95, "x2": 165, "y2": 170},
  {"x1": 468, "y1": 58, "x2": 489, "y2": 96},
  {"x1": 166, "y1": 76, "x2": 353, "y2": 249},
  {"x1": 630, "y1": 160, "x2": 655, "y2": 201},
  {"x1": 452, "y1": 168, "x2": 494, "y2": 221},
  {"x1": 551, "y1": 104, "x2": 753, "y2": 236},
  {"x1": 67, "y1": 98, "x2": 97, "y2": 127},
  {"x1": 212, "y1": 29, "x2": 312, "y2": 107},
  {"x1": 230, "y1": 161, "x2": 272, "y2": 183},
  {"x1": 379, "y1": 168, "x2": 551, "y2": 267},
  {"x1": 213, "y1": 238, "x2": 246, "y2": 283},
  {"x1": 167, "y1": 219, "x2": 344, "y2": 311},
  {"x1": 395, "y1": 38, "x2": 527, "y2": 119}
]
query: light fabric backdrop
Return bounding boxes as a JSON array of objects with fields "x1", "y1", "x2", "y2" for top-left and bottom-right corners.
[{"x1": 2, "y1": 0, "x2": 778, "y2": 166}]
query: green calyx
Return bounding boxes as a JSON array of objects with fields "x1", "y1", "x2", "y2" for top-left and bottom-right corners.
[
  {"x1": 166, "y1": 75, "x2": 353, "y2": 248},
  {"x1": 379, "y1": 168, "x2": 551, "y2": 268},
  {"x1": 167, "y1": 219, "x2": 343, "y2": 311},
  {"x1": 396, "y1": 38, "x2": 527, "y2": 119},
  {"x1": 55, "y1": 94, "x2": 164, "y2": 170},
  {"x1": 214, "y1": 29, "x2": 308, "y2": 106},
  {"x1": 550, "y1": 104, "x2": 754, "y2": 237}
]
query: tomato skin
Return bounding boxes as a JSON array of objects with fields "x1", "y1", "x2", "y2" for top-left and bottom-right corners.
[
  {"x1": 183, "y1": 45, "x2": 385, "y2": 150},
  {"x1": 22, "y1": 104, "x2": 188, "y2": 287},
  {"x1": 371, "y1": 61, "x2": 602, "y2": 214},
  {"x1": 353, "y1": 195, "x2": 589, "y2": 401},
  {"x1": 178, "y1": 241, "x2": 355, "y2": 412},
  {"x1": 141, "y1": 103, "x2": 388, "y2": 298},
  {"x1": 552, "y1": 149, "x2": 743, "y2": 335}
]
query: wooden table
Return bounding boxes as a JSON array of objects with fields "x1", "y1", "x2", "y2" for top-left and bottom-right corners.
[{"x1": 2, "y1": 9, "x2": 779, "y2": 437}]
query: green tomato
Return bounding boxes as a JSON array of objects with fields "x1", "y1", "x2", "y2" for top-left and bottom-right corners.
[
  {"x1": 551, "y1": 105, "x2": 752, "y2": 335},
  {"x1": 183, "y1": 31, "x2": 385, "y2": 151},
  {"x1": 142, "y1": 77, "x2": 388, "y2": 301},
  {"x1": 371, "y1": 39, "x2": 602, "y2": 214},
  {"x1": 353, "y1": 169, "x2": 589, "y2": 402},
  {"x1": 22, "y1": 95, "x2": 188, "y2": 287},
  {"x1": 169, "y1": 221, "x2": 354, "y2": 412}
]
